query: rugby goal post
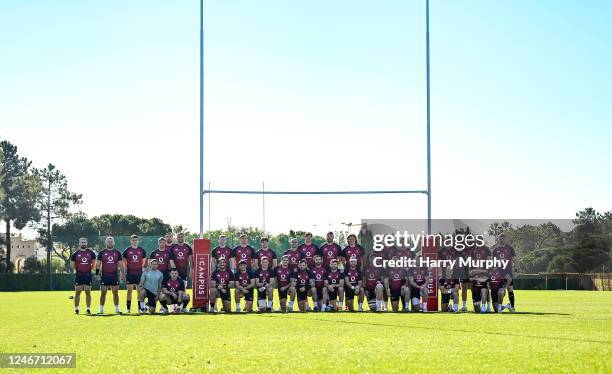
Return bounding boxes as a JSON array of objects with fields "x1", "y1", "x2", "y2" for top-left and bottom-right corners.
[{"x1": 195, "y1": 0, "x2": 434, "y2": 310}]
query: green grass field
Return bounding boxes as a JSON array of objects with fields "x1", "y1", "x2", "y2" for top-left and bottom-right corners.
[{"x1": 0, "y1": 291, "x2": 610, "y2": 373}]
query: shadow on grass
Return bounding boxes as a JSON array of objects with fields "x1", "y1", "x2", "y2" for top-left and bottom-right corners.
[{"x1": 253, "y1": 313, "x2": 612, "y2": 345}]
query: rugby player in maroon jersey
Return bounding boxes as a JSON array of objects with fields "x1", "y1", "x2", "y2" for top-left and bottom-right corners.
[
  {"x1": 122, "y1": 235, "x2": 147, "y2": 313},
  {"x1": 343, "y1": 256, "x2": 364, "y2": 312},
  {"x1": 319, "y1": 231, "x2": 342, "y2": 268},
  {"x1": 149, "y1": 237, "x2": 176, "y2": 281},
  {"x1": 95, "y1": 236, "x2": 124, "y2": 314},
  {"x1": 171, "y1": 233, "x2": 193, "y2": 288},
  {"x1": 488, "y1": 267, "x2": 508, "y2": 313},
  {"x1": 439, "y1": 267, "x2": 459, "y2": 312},
  {"x1": 209, "y1": 257, "x2": 234, "y2": 313},
  {"x1": 323, "y1": 258, "x2": 344, "y2": 311},
  {"x1": 291, "y1": 259, "x2": 316, "y2": 312},
  {"x1": 234, "y1": 259, "x2": 256, "y2": 312},
  {"x1": 492, "y1": 233, "x2": 516, "y2": 312},
  {"x1": 470, "y1": 271, "x2": 490, "y2": 313},
  {"x1": 454, "y1": 239, "x2": 473, "y2": 312},
  {"x1": 255, "y1": 256, "x2": 275, "y2": 312},
  {"x1": 211, "y1": 234, "x2": 232, "y2": 271},
  {"x1": 231, "y1": 233, "x2": 255, "y2": 270},
  {"x1": 274, "y1": 255, "x2": 295, "y2": 312},
  {"x1": 364, "y1": 254, "x2": 385, "y2": 311},
  {"x1": 283, "y1": 238, "x2": 302, "y2": 309},
  {"x1": 70, "y1": 237, "x2": 97, "y2": 315},
  {"x1": 159, "y1": 268, "x2": 190, "y2": 313},
  {"x1": 310, "y1": 254, "x2": 327, "y2": 311},
  {"x1": 254, "y1": 237, "x2": 277, "y2": 269},
  {"x1": 298, "y1": 232, "x2": 319, "y2": 268},
  {"x1": 470, "y1": 243, "x2": 492, "y2": 311},
  {"x1": 342, "y1": 234, "x2": 365, "y2": 270},
  {"x1": 384, "y1": 256, "x2": 408, "y2": 312},
  {"x1": 164, "y1": 232, "x2": 175, "y2": 251},
  {"x1": 389, "y1": 240, "x2": 414, "y2": 310},
  {"x1": 408, "y1": 257, "x2": 430, "y2": 312},
  {"x1": 283, "y1": 237, "x2": 302, "y2": 271}
]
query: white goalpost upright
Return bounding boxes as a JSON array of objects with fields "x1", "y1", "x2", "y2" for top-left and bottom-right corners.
[{"x1": 198, "y1": 0, "x2": 432, "y2": 237}]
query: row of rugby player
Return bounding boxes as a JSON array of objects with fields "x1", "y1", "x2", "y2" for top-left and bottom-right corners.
[{"x1": 69, "y1": 231, "x2": 516, "y2": 314}]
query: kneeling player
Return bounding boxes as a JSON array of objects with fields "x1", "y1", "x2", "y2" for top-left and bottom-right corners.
[
  {"x1": 470, "y1": 271, "x2": 490, "y2": 313},
  {"x1": 439, "y1": 268, "x2": 459, "y2": 312},
  {"x1": 488, "y1": 267, "x2": 507, "y2": 313},
  {"x1": 274, "y1": 256, "x2": 294, "y2": 312},
  {"x1": 323, "y1": 258, "x2": 344, "y2": 311},
  {"x1": 364, "y1": 258, "x2": 385, "y2": 312},
  {"x1": 210, "y1": 257, "x2": 233, "y2": 313},
  {"x1": 343, "y1": 256, "x2": 364, "y2": 312},
  {"x1": 234, "y1": 259, "x2": 256, "y2": 312},
  {"x1": 292, "y1": 259, "x2": 316, "y2": 312},
  {"x1": 384, "y1": 258, "x2": 408, "y2": 312},
  {"x1": 310, "y1": 255, "x2": 327, "y2": 311},
  {"x1": 408, "y1": 261, "x2": 430, "y2": 312},
  {"x1": 139, "y1": 259, "x2": 164, "y2": 314},
  {"x1": 255, "y1": 256, "x2": 275, "y2": 312},
  {"x1": 160, "y1": 269, "x2": 190, "y2": 313}
]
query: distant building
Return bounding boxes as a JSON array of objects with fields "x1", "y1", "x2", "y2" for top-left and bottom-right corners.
[{"x1": 0, "y1": 234, "x2": 46, "y2": 272}]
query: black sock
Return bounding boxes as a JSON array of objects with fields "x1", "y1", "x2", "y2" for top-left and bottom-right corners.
[
  {"x1": 126, "y1": 300, "x2": 131, "y2": 310},
  {"x1": 160, "y1": 301, "x2": 168, "y2": 308},
  {"x1": 182, "y1": 300, "x2": 189, "y2": 308},
  {"x1": 509, "y1": 290, "x2": 515, "y2": 308}
]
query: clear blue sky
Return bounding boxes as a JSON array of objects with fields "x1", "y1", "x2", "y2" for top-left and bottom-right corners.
[{"x1": 1, "y1": 1, "x2": 610, "y2": 234}]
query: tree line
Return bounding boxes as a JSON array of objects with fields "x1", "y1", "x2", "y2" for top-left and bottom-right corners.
[{"x1": 2, "y1": 138, "x2": 610, "y2": 275}]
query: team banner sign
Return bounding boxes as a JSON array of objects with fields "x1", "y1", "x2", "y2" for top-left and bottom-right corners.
[{"x1": 192, "y1": 238, "x2": 211, "y2": 310}]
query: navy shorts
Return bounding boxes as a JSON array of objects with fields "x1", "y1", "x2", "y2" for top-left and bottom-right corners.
[
  {"x1": 178, "y1": 268, "x2": 189, "y2": 281},
  {"x1": 441, "y1": 292, "x2": 452, "y2": 304},
  {"x1": 257, "y1": 287, "x2": 270, "y2": 301},
  {"x1": 491, "y1": 288, "x2": 504, "y2": 303},
  {"x1": 297, "y1": 287, "x2": 309, "y2": 302},
  {"x1": 472, "y1": 288, "x2": 486, "y2": 303},
  {"x1": 126, "y1": 273, "x2": 142, "y2": 285},
  {"x1": 278, "y1": 287, "x2": 289, "y2": 300},
  {"x1": 74, "y1": 273, "x2": 92, "y2": 286},
  {"x1": 217, "y1": 287, "x2": 231, "y2": 302},
  {"x1": 389, "y1": 287, "x2": 402, "y2": 302},
  {"x1": 345, "y1": 286, "x2": 356, "y2": 300},
  {"x1": 101, "y1": 274, "x2": 119, "y2": 286},
  {"x1": 410, "y1": 286, "x2": 423, "y2": 300},
  {"x1": 239, "y1": 289, "x2": 254, "y2": 302},
  {"x1": 315, "y1": 286, "x2": 325, "y2": 301},
  {"x1": 145, "y1": 289, "x2": 157, "y2": 307},
  {"x1": 327, "y1": 287, "x2": 338, "y2": 301}
]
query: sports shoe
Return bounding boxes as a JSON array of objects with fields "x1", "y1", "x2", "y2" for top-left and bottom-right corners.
[
  {"x1": 265, "y1": 307, "x2": 272, "y2": 312},
  {"x1": 86, "y1": 309, "x2": 91, "y2": 315},
  {"x1": 75, "y1": 309, "x2": 79, "y2": 315},
  {"x1": 313, "y1": 306, "x2": 320, "y2": 312},
  {"x1": 509, "y1": 306, "x2": 515, "y2": 313},
  {"x1": 460, "y1": 306, "x2": 468, "y2": 313}
]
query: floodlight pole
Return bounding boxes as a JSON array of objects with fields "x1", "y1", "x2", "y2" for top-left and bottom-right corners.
[
  {"x1": 425, "y1": 0, "x2": 432, "y2": 235},
  {"x1": 199, "y1": 0, "x2": 205, "y2": 239}
]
